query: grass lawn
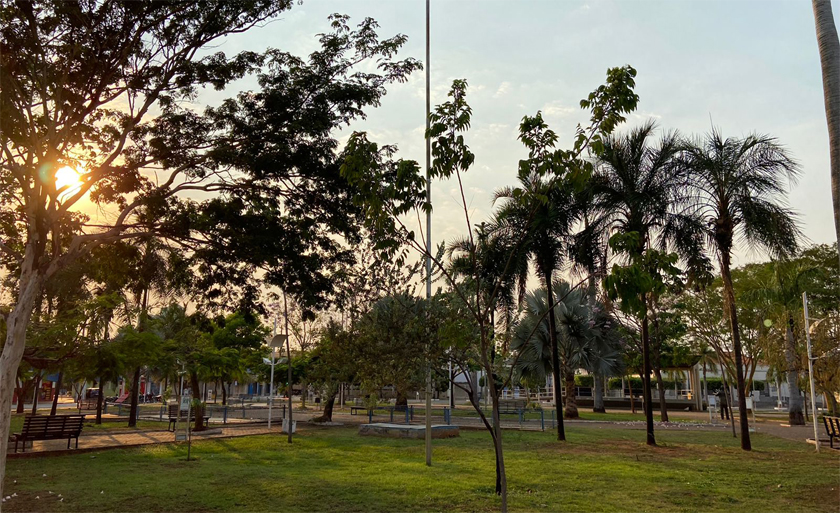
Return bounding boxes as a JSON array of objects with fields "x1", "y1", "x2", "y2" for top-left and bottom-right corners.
[{"x1": 3, "y1": 425, "x2": 838, "y2": 512}]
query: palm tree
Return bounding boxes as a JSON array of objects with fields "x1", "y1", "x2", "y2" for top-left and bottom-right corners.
[
  {"x1": 511, "y1": 281, "x2": 623, "y2": 419},
  {"x1": 811, "y1": 0, "x2": 840, "y2": 270},
  {"x1": 682, "y1": 129, "x2": 801, "y2": 448},
  {"x1": 586, "y1": 120, "x2": 706, "y2": 446},
  {"x1": 495, "y1": 169, "x2": 580, "y2": 439}
]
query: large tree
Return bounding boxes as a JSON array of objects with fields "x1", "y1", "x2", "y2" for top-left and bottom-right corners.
[
  {"x1": 588, "y1": 121, "x2": 708, "y2": 445},
  {"x1": 494, "y1": 126, "x2": 582, "y2": 436},
  {"x1": 0, "y1": 1, "x2": 420, "y2": 497},
  {"x1": 682, "y1": 129, "x2": 801, "y2": 444}
]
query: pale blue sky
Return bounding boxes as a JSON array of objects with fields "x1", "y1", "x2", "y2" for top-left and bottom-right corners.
[{"x1": 201, "y1": 0, "x2": 835, "y2": 267}]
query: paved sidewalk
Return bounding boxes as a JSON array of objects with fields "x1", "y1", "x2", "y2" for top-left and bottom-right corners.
[{"x1": 9, "y1": 423, "x2": 286, "y2": 457}]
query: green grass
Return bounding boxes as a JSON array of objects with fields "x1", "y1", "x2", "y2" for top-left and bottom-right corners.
[{"x1": 4, "y1": 425, "x2": 838, "y2": 512}]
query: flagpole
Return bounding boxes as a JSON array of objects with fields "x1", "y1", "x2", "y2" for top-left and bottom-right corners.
[{"x1": 424, "y1": 0, "x2": 433, "y2": 467}]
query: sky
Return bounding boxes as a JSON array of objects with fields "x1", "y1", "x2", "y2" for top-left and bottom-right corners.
[{"x1": 197, "y1": 0, "x2": 836, "y2": 270}]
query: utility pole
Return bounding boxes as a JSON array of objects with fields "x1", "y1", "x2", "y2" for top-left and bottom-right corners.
[{"x1": 424, "y1": 0, "x2": 433, "y2": 468}]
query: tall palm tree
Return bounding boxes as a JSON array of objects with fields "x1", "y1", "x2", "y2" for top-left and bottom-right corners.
[
  {"x1": 682, "y1": 129, "x2": 801, "y2": 448},
  {"x1": 495, "y1": 171, "x2": 580, "y2": 440},
  {"x1": 585, "y1": 120, "x2": 706, "y2": 446},
  {"x1": 811, "y1": 0, "x2": 840, "y2": 270}
]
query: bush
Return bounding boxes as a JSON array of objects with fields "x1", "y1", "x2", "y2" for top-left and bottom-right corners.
[{"x1": 574, "y1": 375, "x2": 594, "y2": 387}]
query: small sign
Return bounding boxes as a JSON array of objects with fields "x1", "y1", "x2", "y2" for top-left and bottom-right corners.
[
  {"x1": 708, "y1": 395, "x2": 717, "y2": 407},
  {"x1": 746, "y1": 397, "x2": 754, "y2": 410},
  {"x1": 180, "y1": 395, "x2": 191, "y2": 413},
  {"x1": 175, "y1": 433, "x2": 186, "y2": 441}
]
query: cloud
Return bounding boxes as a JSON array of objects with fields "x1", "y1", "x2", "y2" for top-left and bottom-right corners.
[
  {"x1": 494, "y1": 81, "x2": 512, "y2": 98},
  {"x1": 542, "y1": 100, "x2": 575, "y2": 118}
]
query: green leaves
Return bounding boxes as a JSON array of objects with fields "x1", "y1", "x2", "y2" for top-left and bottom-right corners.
[
  {"x1": 603, "y1": 232, "x2": 683, "y2": 317},
  {"x1": 427, "y1": 79, "x2": 475, "y2": 179}
]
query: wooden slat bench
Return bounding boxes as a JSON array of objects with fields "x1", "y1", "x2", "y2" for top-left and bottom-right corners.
[
  {"x1": 13, "y1": 414, "x2": 85, "y2": 453},
  {"x1": 167, "y1": 404, "x2": 210, "y2": 431},
  {"x1": 823, "y1": 416, "x2": 840, "y2": 449}
]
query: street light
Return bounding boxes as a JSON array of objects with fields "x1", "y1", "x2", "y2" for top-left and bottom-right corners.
[
  {"x1": 802, "y1": 292, "x2": 822, "y2": 453},
  {"x1": 267, "y1": 333, "x2": 287, "y2": 429}
]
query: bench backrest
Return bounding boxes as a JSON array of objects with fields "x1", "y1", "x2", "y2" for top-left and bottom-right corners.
[
  {"x1": 21, "y1": 415, "x2": 85, "y2": 436},
  {"x1": 824, "y1": 416, "x2": 840, "y2": 436},
  {"x1": 499, "y1": 399, "x2": 527, "y2": 409}
]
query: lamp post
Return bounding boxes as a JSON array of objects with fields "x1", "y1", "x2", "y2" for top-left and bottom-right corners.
[
  {"x1": 268, "y1": 334, "x2": 287, "y2": 430},
  {"x1": 423, "y1": 0, "x2": 433, "y2": 468},
  {"x1": 802, "y1": 292, "x2": 823, "y2": 453},
  {"x1": 268, "y1": 310, "x2": 277, "y2": 429},
  {"x1": 283, "y1": 292, "x2": 294, "y2": 443}
]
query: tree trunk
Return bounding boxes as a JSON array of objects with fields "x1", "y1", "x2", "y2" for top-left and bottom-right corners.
[
  {"x1": 564, "y1": 371, "x2": 579, "y2": 419},
  {"x1": 14, "y1": 376, "x2": 26, "y2": 415},
  {"x1": 544, "y1": 273, "x2": 566, "y2": 441},
  {"x1": 826, "y1": 392, "x2": 838, "y2": 415},
  {"x1": 485, "y1": 362, "x2": 508, "y2": 512},
  {"x1": 128, "y1": 366, "x2": 141, "y2": 427},
  {"x1": 719, "y1": 255, "x2": 752, "y2": 450},
  {"x1": 0, "y1": 268, "x2": 44, "y2": 502},
  {"x1": 721, "y1": 372, "x2": 737, "y2": 437},
  {"x1": 812, "y1": 0, "x2": 840, "y2": 271},
  {"x1": 190, "y1": 372, "x2": 206, "y2": 431},
  {"x1": 785, "y1": 318, "x2": 805, "y2": 425},
  {"x1": 96, "y1": 378, "x2": 104, "y2": 425},
  {"x1": 222, "y1": 382, "x2": 228, "y2": 406},
  {"x1": 653, "y1": 367, "x2": 669, "y2": 422},
  {"x1": 703, "y1": 363, "x2": 708, "y2": 411},
  {"x1": 30, "y1": 374, "x2": 42, "y2": 415},
  {"x1": 593, "y1": 372, "x2": 605, "y2": 413},
  {"x1": 640, "y1": 295, "x2": 656, "y2": 446},
  {"x1": 312, "y1": 388, "x2": 337, "y2": 423},
  {"x1": 50, "y1": 370, "x2": 63, "y2": 415}
]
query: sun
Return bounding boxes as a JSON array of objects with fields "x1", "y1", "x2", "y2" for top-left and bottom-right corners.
[{"x1": 55, "y1": 165, "x2": 82, "y2": 191}]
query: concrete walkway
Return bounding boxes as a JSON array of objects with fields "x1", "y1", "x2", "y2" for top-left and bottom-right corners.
[{"x1": 8, "y1": 423, "x2": 281, "y2": 458}]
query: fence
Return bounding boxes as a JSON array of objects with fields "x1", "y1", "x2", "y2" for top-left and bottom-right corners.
[{"x1": 99, "y1": 399, "x2": 291, "y2": 426}]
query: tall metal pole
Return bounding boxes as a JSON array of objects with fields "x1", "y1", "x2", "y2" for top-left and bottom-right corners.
[
  {"x1": 803, "y1": 292, "x2": 820, "y2": 453},
  {"x1": 284, "y1": 292, "x2": 293, "y2": 443},
  {"x1": 424, "y1": 0, "x2": 433, "y2": 468},
  {"x1": 268, "y1": 311, "x2": 276, "y2": 429}
]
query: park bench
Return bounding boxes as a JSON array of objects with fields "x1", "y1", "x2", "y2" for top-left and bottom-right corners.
[
  {"x1": 498, "y1": 399, "x2": 527, "y2": 414},
  {"x1": 77, "y1": 398, "x2": 99, "y2": 411},
  {"x1": 822, "y1": 416, "x2": 840, "y2": 449},
  {"x1": 167, "y1": 404, "x2": 210, "y2": 431},
  {"x1": 12, "y1": 414, "x2": 85, "y2": 453}
]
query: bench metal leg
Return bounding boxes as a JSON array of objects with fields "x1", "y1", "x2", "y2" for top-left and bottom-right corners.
[
  {"x1": 14, "y1": 439, "x2": 18, "y2": 454},
  {"x1": 68, "y1": 437, "x2": 71, "y2": 449}
]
